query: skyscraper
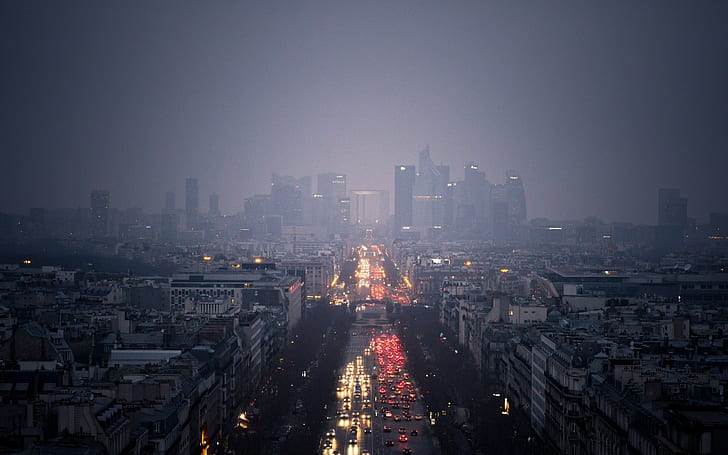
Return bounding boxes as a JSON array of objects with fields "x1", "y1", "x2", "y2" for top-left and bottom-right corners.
[
  {"x1": 490, "y1": 184, "x2": 509, "y2": 243},
  {"x1": 244, "y1": 194, "x2": 270, "y2": 238},
  {"x1": 412, "y1": 147, "x2": 449, "y2": 228},
  {"x1": 460, "y1": 163, "x2": 488, "y2": 235},
  {"x1": 164, "y1": 191, "x2": 175, "y2": 211},
  {"x1": 656, "y1": 188, "x2": 687, "y2": 252},
  {"x1": 394, "y1": 165, "x2": 415, "y2": 234},
  {"x1": 271, "y1": 174, "x2": 310, "y2": 226},
  {"x1": 90, "y1": 190, "x2": 110, "y2": 237},
  {"x1": 317, "y1": 173, "x2": 347, "y2": 202},
  {"x1": 160, "y1": 212, "x2": 178, "y2": 243},
  {"x1": 185, "y1": 178, "x2": 199, "y2": 230},
  {"x1": 316, "y1": 173, "x2": 347, "y2": 230},
  {"x1": 658, "y1": 188, "x2": 687, "y2": 227},
  {"x1": 337, "y1": 197, "x2": 351, "y2": 226},
  {"x1": 505, "y1": 170, "x2": 527, "y2": 223},
  {"x1": 209, "y1": 193, "x2": 220, "y2": 217}
]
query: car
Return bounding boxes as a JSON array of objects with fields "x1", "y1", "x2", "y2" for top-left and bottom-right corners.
[
  {"x1": 402, "y1": 448, "x2": 412, "y2": 454},
  {"x1": 393, "y1": 415, "x2": 401, "y2": 421},
  {"x1": 324, "y1": 440, "x2": 332, "y2": 448},
  {"x1": 383, "y1": 426, "x2": 392, "y2": 432},
  {"x1": 414, "y1": 415, "x2": 423, "y2": 420},
  {"x1": 326, "y1": 428, "x2": 336, "y2": 437},
  {"x1": 385, "y1": 440, "x2": 395, "y2": 447},
  {"x1": 404, "y1": 415, "x2": 412, "y2": 421},
  {"x1": 410, "y1": 429, "x2": 418, "y2": 436},
  {"x1": 364, "y1": 427, "x2": 372, "y2": 434},
  {"x1": 398, "y1": 434, "x2": 408, "y2": 442}
]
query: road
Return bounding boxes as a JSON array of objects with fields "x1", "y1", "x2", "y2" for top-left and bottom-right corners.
[{"x1": 319, "y1": 244, "x2": 434, "y2": 455}]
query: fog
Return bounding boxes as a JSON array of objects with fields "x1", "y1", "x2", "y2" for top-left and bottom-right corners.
[{"x1": 1, "y1": 1, "x2": 726, "y2": 223}]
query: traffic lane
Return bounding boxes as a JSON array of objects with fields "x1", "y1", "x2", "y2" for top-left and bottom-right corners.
[
  {"x1": 378, "y1": 404, "x2": 432, "y2": 454},
  {"x1": 321, "y1": 331, "x2": 375, "y2": 454}
]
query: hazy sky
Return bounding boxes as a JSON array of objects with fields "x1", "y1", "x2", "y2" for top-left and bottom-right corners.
[{"x1": 1, "y1": 1, "x2": 726, "y2": 224}]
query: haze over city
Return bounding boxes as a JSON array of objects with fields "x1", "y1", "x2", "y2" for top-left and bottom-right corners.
[
  {"x1": 2, "y1": 1, "x2": 726, "y2": 223},
  {"x1": 4, "y1": 3, "x2": 728, "y2": 455}
]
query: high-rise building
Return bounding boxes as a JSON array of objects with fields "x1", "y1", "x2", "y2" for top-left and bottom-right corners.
[
  {"x1": 316, "y1": 173, "x2": 347, "y2": 230},
  {"x1": 317, "y1": 173, "x2": 347, "y2": 202},
  {"x1": 444, "y1": 182, "x2": 457, "y2": 229},
  {"x1": 244, "y1": 194, "x2": 270, "y2": 238},
  {"x1": 185, "y1": 178, "x2": 199, "y2": 230},
  {"x1": 160, "y1": 212, "x2": 178, "y2": 243},
  {"x1": 505, "y1": 170, "x2": 527, "y2": 223},
  {"x1": 656, "y1": 188, "x2": 687, "y2": 252},
  {"x1": 209, "y1": 193, "x2": 220, "y2": 217},
  {"x1": 90, "y1": 190, "x2": 110, "y2": 237},
  {"x1": 270, "y1": 174, "x2": 310, "y2": 226},
  {"x1": 491, "y1": 184, "x2": 509, "y2": 243},
  {"x1": 337, "y1": 198, "x2": 351, "y2": 226},
  {"x1": 460, "y1": 163, "x2": 489, "y2": 235},
  {"x1": 394, "y1": 165, "x2": 416, "y2": 234},
  {"x1": 658, "y1": 188, "x2": 687, "y2": 227},
  {"x1": 164, "y1": 191, "x2": 175, "y2": 211},
  {"x1": 412, "y1": 147, "x2": 449, "y2": 228}
]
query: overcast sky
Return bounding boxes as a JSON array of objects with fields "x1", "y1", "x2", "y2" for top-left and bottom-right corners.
[{"x1": 1, "y1": 1, "x2": 726, "y2": 224}]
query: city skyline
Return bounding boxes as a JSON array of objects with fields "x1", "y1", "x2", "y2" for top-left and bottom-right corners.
[
  {"x1": 2, "y1": 2, "x2": 726, "y2": 224},
  {"x1": 1, "y1": 164, "x2": 722, "y2": 229}
]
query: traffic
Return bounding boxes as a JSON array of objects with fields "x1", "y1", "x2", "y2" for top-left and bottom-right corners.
[{"x1": 320, "y1": 244, "x2": 433, "y2": 455}]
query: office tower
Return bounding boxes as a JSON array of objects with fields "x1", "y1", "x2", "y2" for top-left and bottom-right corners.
[
  {"x1": 461, "y1": 163, "x2": 488, "y2": 234},
  {"x1": 270, "y1": 174, "x2": 310, "y2": 226},
  {"x1": 433, "y1": 164, "x2": 450, "y2": 226},
  {"x1": 505, "y1": 170, "x2": 527, "y2": 223},
  {"x1": 160, "y1": 212, "x2": 178, "y2": 243},
  {"x1": 394, "y1": 165, "x2": 416, "y2": 234},
  {"x1": 185, "y1": 178, "x2": 199, "y2": 230},
  {"x1": 164, "y1": 191, "x2": 175, "y2": 211},
  {"x1": 244, "y1": 194, "x2": 270, "y2": 238},
  {"x1": 412, "y1": 147, "x2": 449, "y2": 228},
  {"x1": 317, "y1": 173, "x2": 347, "y2": 202},
  {"x1": 317, "y1": 173, "x2": 347, "y2": 230},
  {"x1": 491, "y1": 184, "x2": 508, "y2": 243},
  {"x1": 444, "y1": 182, "x2": 456, "y2": 229},
  {"x1": 310, "y1": 193, "x2": 325, "y2": 227},
  {"x1": 90, "y1": 190, "x2": 110, "y2": 237},
  {"x1": 658, "y1": 188, "x2": 687, "y2": 227},
  {"x1": 656, "y1": 188, "x2": 687, "y2": 252},
  {"x1": 209, "y1": 193, "x2": 220, "y2": 217},
  {"x1": 337, "y1": 198, "x2": 351, "y2": 226}
]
